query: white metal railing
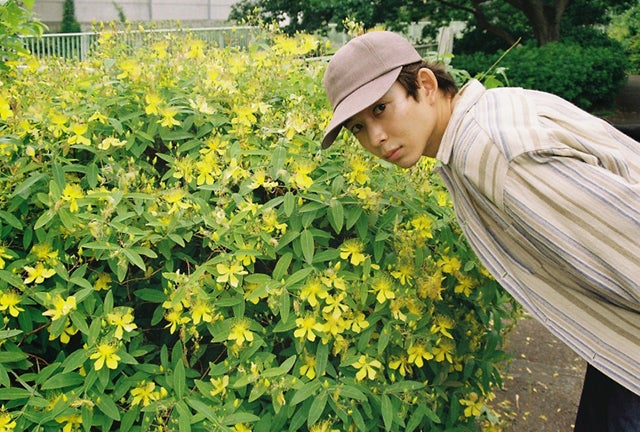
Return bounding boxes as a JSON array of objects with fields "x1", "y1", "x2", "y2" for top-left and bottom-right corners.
[{"x1": 21, "y1": 26, "x2": 259, "y2": 61}]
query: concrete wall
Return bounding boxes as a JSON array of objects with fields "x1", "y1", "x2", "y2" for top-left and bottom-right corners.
[{"x1": 33, "y1": 0, "x2": 238, "y2": 31}]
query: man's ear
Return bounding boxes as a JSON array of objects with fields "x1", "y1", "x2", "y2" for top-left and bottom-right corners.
[{"x1": 417, "y1": 68, "x2": 439, "y2": 103}]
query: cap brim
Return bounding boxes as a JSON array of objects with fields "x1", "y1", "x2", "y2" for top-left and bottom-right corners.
[{"x1": 321, "y1": 66, "x2": 402, "y2": 149}]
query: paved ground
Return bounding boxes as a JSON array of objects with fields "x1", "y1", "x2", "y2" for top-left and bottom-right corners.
[{"x1": 490, "y1": 75, "x2": 640, "y2": 432}]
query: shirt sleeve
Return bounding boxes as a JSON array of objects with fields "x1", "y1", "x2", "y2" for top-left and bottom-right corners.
[{"x1": 502, "y1": 151, "x2": 640, "y2": 313}]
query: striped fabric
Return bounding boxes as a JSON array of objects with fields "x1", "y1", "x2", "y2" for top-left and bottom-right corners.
[{"x1": 436, "y1": 79, "x2": 640, "y2": 396}]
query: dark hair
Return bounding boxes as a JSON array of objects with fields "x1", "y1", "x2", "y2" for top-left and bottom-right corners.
[{"x1": 397, "y1": 61, "x2": 458, "y2": 100}]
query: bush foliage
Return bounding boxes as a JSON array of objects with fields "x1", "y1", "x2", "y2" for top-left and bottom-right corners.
[
  {"x1": 453, "y1": 39, "x2": 628, "y2": 110},
  {"x1": 0, "y1": 28, "x2": 520, "y2": 431}
]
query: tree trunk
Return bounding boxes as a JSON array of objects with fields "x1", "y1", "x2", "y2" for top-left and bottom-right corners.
[{"x1": 507, "y1": 0, "x2": 572, "y2": 46}]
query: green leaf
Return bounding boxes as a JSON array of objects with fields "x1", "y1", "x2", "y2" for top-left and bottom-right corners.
[
  {"x1": 299, "y1": 229, "x2": 314, "y2": 264},
  {"x1": 381, "y1": 394, "x2": 393, "y2": 431},
  {"x1": 328, "y1": 199, "x2": 344, "y2": 233},
  {"x1": 33, "y1": 209, "x2": 55, "y2": 230},
  {"x1": 290, "y1": 380, "x2": 321, "y2": 406},
  {"x1": 0, "y1": 351, "x2": 28, "y2": 363},
  {"x1": 0, "y1": 211, "x2": 22, "y2": 229},
  {"x1": 0, "y1": 388, "x2": 31, "y2": 400},
  {"x1": 11, "y1": 172, "x2": 46, "y2": 198},
  {"x1": 315, "y1": 343, "x2": 328, "y2": 378},
  {"x1": 222, "y1": 412, "x2": 260, "y2": 426},
  {"x1": 174, "y1": 360, "x2": 186, "y2": 398},
  {"x1": 134, "y1": 288, "x2": 166, "y2": 303},
  {"x1": 175, "y1": 400, "x2": 193, "y2": 432},
  {"x1": 306, "y1": 391, "x2": 326, "y2": 427},
  {"x1": 96, "y1": 394, "x2": 121, "y2": 420},
  {"x1": 41, "y1": 372, "x2": 84, "y2": 390},
  {"x1": 280, "y1": 288, "x2": 290, "y2": 323},
  {"x1": 272, "y1": 252, "x2": 292, "y2": 281},
  {"x1": 283, "y1": 192, "x2": 295, "y2": 217},
  {"x1": 0, "y1": 270, "x2": 23, "y2": 289},
  {"x1": 122, "y1": 248, "x2": 146, "y2": 270}
]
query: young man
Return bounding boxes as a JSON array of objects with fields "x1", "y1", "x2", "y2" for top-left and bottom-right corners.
[{"x1": 321, "y1": 31, "x2": 640, "y2": 430}]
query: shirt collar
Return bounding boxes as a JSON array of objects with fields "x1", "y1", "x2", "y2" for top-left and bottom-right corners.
[{"x1": 436, "y1": 79, "x2": 486, "y2": 165}]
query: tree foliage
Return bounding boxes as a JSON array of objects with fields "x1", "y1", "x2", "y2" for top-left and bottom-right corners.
[
  {"x1": 0, "y1": 0, "x2": 45, "y2": 73},
  {"x1": 230, "y1": 0, "x2": 636, "y2": 47},
  {"x1": 61, "y1": 0, "x2": 82, "y2": 33}
]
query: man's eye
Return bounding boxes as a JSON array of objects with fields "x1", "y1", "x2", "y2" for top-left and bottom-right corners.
[
  {"x1": 350, "y1": 124, "x2": 362, "y2": 134},
  {"x1": 373, "y1": 103, "x2": 386, "y2": 115}
]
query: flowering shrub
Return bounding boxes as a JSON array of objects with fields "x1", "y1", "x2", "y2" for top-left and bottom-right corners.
[{"x1": 0, "y1": 27, "x2": 520, "y2": 431}]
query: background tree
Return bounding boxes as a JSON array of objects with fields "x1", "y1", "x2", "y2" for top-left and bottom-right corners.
[
  {"x1": 61, "y1": 0, "x2": 82, "y2": 33},
  {"x1": 230, "y1": 0, "x2": 635, "y2": 48}
]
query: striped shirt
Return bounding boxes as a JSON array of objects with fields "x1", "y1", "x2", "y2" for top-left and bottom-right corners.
[{"x1": 436, "y1": 79, "x2": 640, "y2": 396}]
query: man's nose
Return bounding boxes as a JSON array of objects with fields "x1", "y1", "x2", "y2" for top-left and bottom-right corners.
[{"x1": 369, "y1": 123, "x2": 387, "y2": 148}]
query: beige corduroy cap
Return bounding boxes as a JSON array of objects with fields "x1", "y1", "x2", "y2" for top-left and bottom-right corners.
[{"x1": 321, "y1": 31, "x2": 422, "y2": 149}]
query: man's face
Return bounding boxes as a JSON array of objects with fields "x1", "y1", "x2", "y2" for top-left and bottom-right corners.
[{"x1": 344, "y1": 80, "x2": 441, "y2": 168}]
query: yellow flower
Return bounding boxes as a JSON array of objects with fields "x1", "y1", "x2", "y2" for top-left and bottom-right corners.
[
  {"x1": 216, "y1": 261, "x2": 247, "y2": 288},
  {"x1": 192, "y1": 299, "x2": 217, "y2": 325},
  {"x1": 0, "y1": 407, "x2": 16, "y2": 432},
  {"x1": 94, "y1": 272, "x2": 112, "y2": 291},
  {"x1": 346, "y1": 157, "x2": 370, "y2": 185},
  {"x1": 228, "y1": 320, "x2": 254, "y2": 346},
  {"x1": 47, "y1": 110, "x2": 68, "y2": 137},
  {"x1": 322, "y1": 293, "x2": 348, "y2": 316},
  {"x1": 261, "y1": 208, "x2": 287, "y2": 234},
  {"x1": 294, "y1": 315, "x2": 323, "y2": 342},
  {"x1": 321, "y1": 310, "x2": 347, "y2": 337},
  {"x1": 389, "y1": 354, "x2": 412, "y2": 377},
  {"x1": 407, "y1": 343, "x2": 434, "y2": 368},
  {"x1": 231, "y1": 105, "x2": 256, "y2": 127},
  {"x1": 455, "y1": 275, "x2": 475, "y2": 297},
  {"x1": 351, "y1": 355, "x2": 382, "y2": 381},
  {"x1": 106, "y1": 308, "x2": 137, "y2": 339},
  {"x1": 145, "y1": 93, "x2": 162, "y2": 115},
  {"x1": 299, "y1": 278, "x2": 328, "y2": 307},
  {"x1": 210, "y1": 375, "x2": 229, "y2": 397},
  {"x1": 339, "y1": 239, "x2": 366, "y2": 266},
  {"x1": 24, "y1": 262, "x2": 56, "y2": 284},
  {"x1": 370, "y1": 274, "x2": 395, "y2": 304},
  {"x1": 55, "y1": 413, "x2": 81, "y2": 432},
  {"x1": 299, "y1": 354, "x2": 316, "y2": 379},
  {"x1": 438, "y1": 255, "x2": 461, "y2": 274},
  {"x1": 232, "y1": 424, "x2": 252, "y2": 432},
  {"x1": 42, "y1": 294, "x2": 76, "y2": 321},
  {"x1": 186, "y1": 39, "x2": 205, "y2": 58},
  {"x1": 288, "y1": 161, "x2": 314, "y2": 190},
  {"x1": 390, "y1": 262, "x2": 414, "y2": 286},
  {"x1": 157, "y1": 105, "x2": 181, "y2": 128},
  {"x1": 89, "y1": 342, "x2": 121, "y2": 370},
  {"x1": 309, "y1": 420, "x2": 340, "y2": 432},
  {"x1": 410, "y1": 214, "x2": 433, "y2": 240},
  {"x1": 130, "y1": 381, "x2": 168, "y2": 407},
  {"x1": 431, "y1": 315, "x2": 455, "y2": 339},
  {"x1": 433, "y1": 339, "x2": 455, "y2": 363},
  {"x1": 31, "y1": 243, "x2": 58, "y2": 264},
  {"x1": 98, "y1": 136, "x2": 127, "y2": 150},
  {"x1": 67, "y1": 123, "x2": 90, "y2": 146},
  {"x1": 349, "y1": 311, "x2": 370, "y2": 333},
  {"x1": 189, "y1": 95, "x2": 215, "y2": 115},
  {"x1": 0, "y1": 246, "x2": 12, "y2": 269},
  {"x1": 0, "y1": 94, "x2": 13, "y2": 121},
  {"x1": 0, "y1": 292, "x2": 23, "y2": 317},
  {"x1": 88, "y1": 110, "x2": 108, "y2": 124},
  {"x1": 62, "y1": 184, "x2": 83, "y2": 213},
  {"x1": 460, "y1": 392, "x2": 484, "y2": 418},
  {"x1": 164, "y1": 309, "x2": 190, "y2": 334},
  {"x1": 56, "y1": 323, "x2": 78, "y2": 344}
]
